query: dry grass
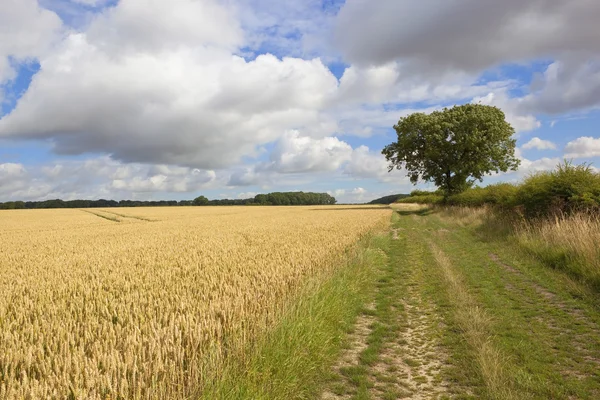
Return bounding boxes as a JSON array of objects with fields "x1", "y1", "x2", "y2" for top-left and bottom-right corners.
[
  {"x1": 436, "y1": 205, "x2": 600, "y2": 287},
  {"x1": 515, "y1": 213, "x2": 600, "y2": 286},
  {"x1": 390, "y1": 203, "x2": 429, "y2": 212},
  {"x1": 435, "y1": 205, "x2": 491, "y2": 227},
  {"x1": 0, "y1": 206, "x2": 391, "y2": 399}
]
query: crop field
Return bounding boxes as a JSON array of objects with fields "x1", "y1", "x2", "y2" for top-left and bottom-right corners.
[{"x1": 0, "y1": 206, "x2": 391, "y2": 399}]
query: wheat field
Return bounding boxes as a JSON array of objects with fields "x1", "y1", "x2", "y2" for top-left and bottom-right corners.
[{"x1": 0, "y1": 206, "x2": 390, "y2": 399}]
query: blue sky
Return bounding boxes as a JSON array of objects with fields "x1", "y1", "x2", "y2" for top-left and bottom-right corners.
[{"x1": 1, "y1": 0, "x2": 599, "y2": 203}]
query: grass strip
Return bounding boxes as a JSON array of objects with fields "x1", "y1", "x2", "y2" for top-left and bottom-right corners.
[{"x1": 198, "y1": 230, "x2": 390, "y2": 400}]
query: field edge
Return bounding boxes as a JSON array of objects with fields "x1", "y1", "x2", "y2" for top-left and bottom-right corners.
[{"x1": 197, "y1": 223, "x2": 391, "y2": 400}]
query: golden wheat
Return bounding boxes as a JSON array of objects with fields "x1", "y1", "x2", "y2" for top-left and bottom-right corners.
[{"x1": 0, "y1": 205, "x2": 391, "y2": 399}]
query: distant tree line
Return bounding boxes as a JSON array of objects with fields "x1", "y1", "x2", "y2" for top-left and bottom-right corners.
[
  {"x1": 194, "y1": 192, "x2": 336, "y2": 206},
  {"x1": 0, "y1": 191, "x2": 336, "y2": 210}
]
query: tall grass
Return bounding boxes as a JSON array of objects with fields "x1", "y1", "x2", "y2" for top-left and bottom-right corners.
[
  {"x1": 516, "y1": 213, "x2": 600, "y2": 289},
  {"x1": 437, "y1": 205, "x2": 600, "y2": 290}
]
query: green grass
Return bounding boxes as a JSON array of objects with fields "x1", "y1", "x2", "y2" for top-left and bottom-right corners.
[
  {"x1": 197, "y1": 231, "x2": 389, "y2": 399},
  {"x1": 201, "y1": 207, "x2": 600, "y2": 399},
  {"x1": 401, "y1": 206, "x2": 600, "y2": 399}
]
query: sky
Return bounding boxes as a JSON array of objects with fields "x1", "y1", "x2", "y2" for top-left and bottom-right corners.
[{"x1": 1, "y1": 0, "x2": 599, "y2": 203}]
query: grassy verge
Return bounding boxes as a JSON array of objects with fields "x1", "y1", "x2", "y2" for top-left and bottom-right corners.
[{"x1": 198, "y1": 229, "x2": 389, "y2": 399}]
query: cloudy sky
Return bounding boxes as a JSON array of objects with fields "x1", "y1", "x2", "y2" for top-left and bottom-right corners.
[{"x1": 1, "y1": 0, "x2": 599, "y2": 203}]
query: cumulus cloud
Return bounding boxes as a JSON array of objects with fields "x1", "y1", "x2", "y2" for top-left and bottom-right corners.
[
  {"x1": 264, "y1": 131, "x2": 352, "y2": 173},
  {"x1": 333, "y1": 1, "x2": 600, "y2": 119},
  {"x1": 521, "y1": 59, "x2": 600, "y2": 115},
  {"x1": 0, "y1": 157, "x2": 218, "y2": 201},
  {"x1": 522, "y1": 137, "x2": 557, "y2": 150},
  {"x1": 327, "y1": 187, "x2": 369, "y2": 204},
  {"x1": 344, "y1": 145, "x2": 409, "y2": 183},
  {"x1": 0, "y1": 39, "x2": 338, "y2": 168},
  {"x1": 0, "y1": 0, "x2": 341, "y2": 170},
  {"x1": 334, "y1": 62, "x2": 515, "y2": 107},
  {"x1": 565, "y1": 137, "x2": 600, "y2": 159},
  {"x1": 510, "y1": 148, "x2": 560, "y2": 177},
  {"x1": 334, "y1": 0, "x2": 600, "y2": 73},
  {"x1": 472, "y1": 91, "x2": 540, "y2": 133},
  {"x1": 227, "y1": 133, "x2": 353, "y2": 186},
  {"x1": 86, "y1": 0, "x2": 242, "y2": 53},
  {"x1": 0, "y1": 0, "x2": 62, "y2": 83}
]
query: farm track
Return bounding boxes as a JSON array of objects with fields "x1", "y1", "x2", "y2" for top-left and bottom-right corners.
[
  {"x1": 324, "y1": 207, "x2": 600, "y2": 399},
  {"x1": 80, "y1": 209, "x2": 157, "y2": 222}
]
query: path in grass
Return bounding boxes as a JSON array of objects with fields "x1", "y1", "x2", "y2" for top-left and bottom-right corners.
[{"x1": 323, "y1": 206, "x2": 600, "y2": 399}]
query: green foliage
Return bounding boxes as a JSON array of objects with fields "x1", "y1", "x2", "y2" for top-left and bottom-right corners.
[
  {"x1": 410, "y1": 189, "x2": 444, "y2": 197},
  {"x1": 193, "y1": 195, "x2": 210, "y2": 206},
  {"x1": 398, "y1": 161, "x2": 600, "y2": 220},
  {"x1": 0, "y1": 192, "x2": 337, "y2": 209},
  {"x1": 515, "y1": 161, "x2": 600, "y2": 218},
  {"x1": 383, "y1": 104, "x2": 520, "y2": 196},
  {"x1": 397, "y1": 194, "x2": 444, "y2": 204},
  {"x1": 368, "y1": 194, "x2": 409, "y2": 205},
  {"x1": 447, "y1": 183, "x2": 517, "y2": 208}
]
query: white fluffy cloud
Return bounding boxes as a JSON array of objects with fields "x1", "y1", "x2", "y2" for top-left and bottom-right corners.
[
  {"x1": 565, "y1": 137, "x2": 600, "y2": 159},
  {"x1": 264, "y1": 131, "x2": 352, "y2": 173},
  {"x1": 0, "y1": 157, "x2": 219, "y2": 201},
  {"x1": 0, "y1": 27, "x2": 338, "y2": 168},
  {"x1": 471, "y1": 91, "x2": 540, "y2": 133},
  {"x1": 344, "y1": 145, "x2": 410, "y2": 183},
  {"x1": 522, "y1": 137, "x2": 557, "y2": 150},
  {"x1": 0, "y1": 0, "x2": 62, "y2": 83},
  {"x1": 87, "y1": 0, "x2": 242, "y2": 53},
  {"x1": 327, "y1": 187, "x2": 369, "y2": 203}
]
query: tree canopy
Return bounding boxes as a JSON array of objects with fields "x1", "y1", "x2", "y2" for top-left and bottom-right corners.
[{"x1": 382, "y1": 104, "x2": 520, "y2": 196}]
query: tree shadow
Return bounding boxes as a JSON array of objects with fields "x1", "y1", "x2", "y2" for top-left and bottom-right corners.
[{"x1": 395, "y1": 208, "x2": 436, "y2": 217}]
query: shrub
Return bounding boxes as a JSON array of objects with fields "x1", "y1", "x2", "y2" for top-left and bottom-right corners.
[
  {"x1": 397, "y1": 194, "x2": 444, "y2": 204},
  {"x1": 516, "y1": 161, "x2": 600, "y2": 218},
  {"x1": 447, "y1": 183, "x2": 517, "y2": 208}
]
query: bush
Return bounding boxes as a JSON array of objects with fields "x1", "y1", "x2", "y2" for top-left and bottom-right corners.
[
  {"x1": 516, "y1": 162, "x2": 600, "y2": 218},
  {"x1": 397, "y1": 194, "x2": 444, "y2": 204},
  {"x1": 447, "y1": 183, "x2": 517, "y2": 208},
  {"x1": 410, "y1": 189, "x2": 444, "y2": 197}
]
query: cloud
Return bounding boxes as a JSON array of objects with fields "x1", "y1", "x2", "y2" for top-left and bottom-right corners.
[
  {"x1": 327, "y1": 187, "x2": 369, "y2": 203},
  {"x1": 86, "y1": 0, "x2": 242, "y2": 53},
  {"x1": 522, "y1": 137, "x2": 557, "y2": 150},
  {"x1": 344, "y1": 145, "x2": 409, "y2": 183},
  {"x1": 334, "y1": 0, "x2": 600, "y2": 73},
  {"x1": 227, "y1": 168, "x2": 267, "y2": 187},
  {"x1": 235, "y1": 0, "x2": 343, "y2": 59},
  {"x1": 521, "y1": 59, "x2": 600, "y2": 115},
  {"x1": 0, "y1": 0, "x2": 62, "y2": 83},
  {"x1": 471, "y1": 91, "x2": 540, "y2": 133},
  {"x1": 334, "y1": 62, "x2": 515, "y2": 106},
  {"x1": 0, "y1": 157, "x2": 219, "y2": 201},
  {"x1": 264, "y1": 131, "x2": 352, "y2": 173},
  {"x1": 510, "y1": 148, "x2": 560, "y2": 177},
  {"x1": 565, "y1": 136, "x2": 600, "y2": 158},
  {"x1": 0, "y1": 28, "x2": 338, "y2": 168}
]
